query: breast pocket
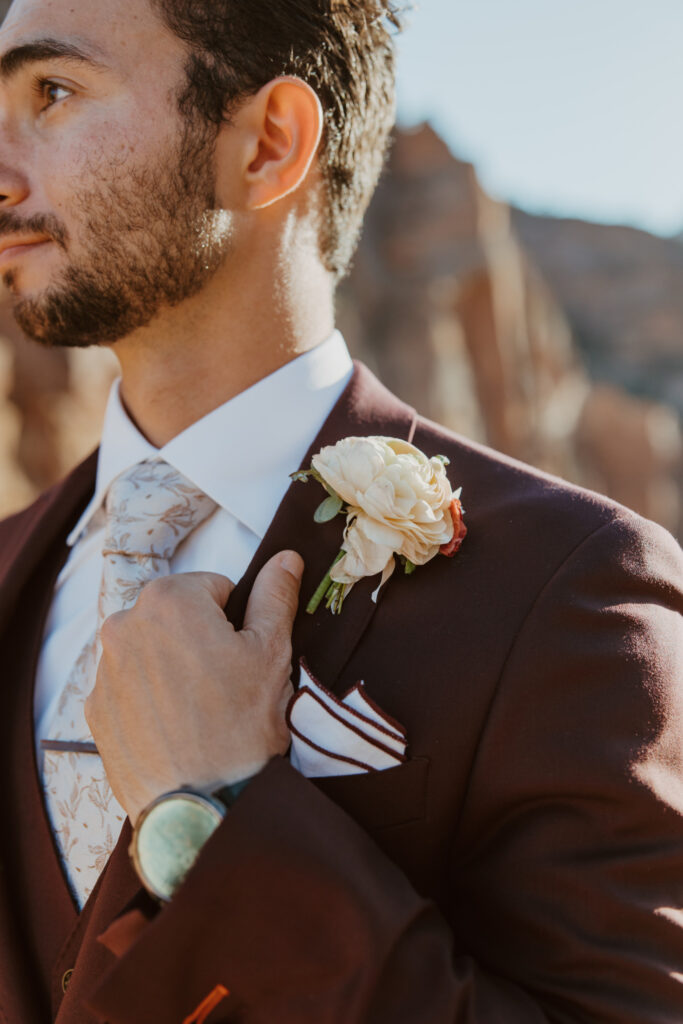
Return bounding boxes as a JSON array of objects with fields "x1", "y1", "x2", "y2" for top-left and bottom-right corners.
[{"x1": 311, "y1": 756, "x2": 430, "y2": 832}]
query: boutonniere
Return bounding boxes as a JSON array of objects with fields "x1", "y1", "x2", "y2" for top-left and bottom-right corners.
[{"x1": 290, "y1": 436, "x2": 467, "y2": 615}]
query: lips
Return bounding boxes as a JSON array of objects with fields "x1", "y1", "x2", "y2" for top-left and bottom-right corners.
[{"x1": 0, "y1": 237, "x2": 51, "y2": 268}]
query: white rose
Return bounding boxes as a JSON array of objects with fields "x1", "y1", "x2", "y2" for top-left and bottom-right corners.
[{"x1": 312, "y1": 436, "x2": 456, "y2": 590}]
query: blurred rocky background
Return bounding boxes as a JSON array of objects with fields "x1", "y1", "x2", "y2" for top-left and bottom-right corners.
[
  {"x1": 1, "y1": 122, "x2": 682, "y2": 540},
  {"x1": 339, "y1": 125, "x2": 683, "y2": 540}
]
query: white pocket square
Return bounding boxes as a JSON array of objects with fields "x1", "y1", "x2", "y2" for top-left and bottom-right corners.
[{"x1": 287, "y1": 660, "x2": 407, "y2": 778}]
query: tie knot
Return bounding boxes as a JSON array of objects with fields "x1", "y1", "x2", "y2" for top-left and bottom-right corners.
[{"x1": 103, "y1": 459, "x2": 217, "y2": 561}]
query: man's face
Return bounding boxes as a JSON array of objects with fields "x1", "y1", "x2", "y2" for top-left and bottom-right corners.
[{"x1": 0, "y1": 0, "x2": 233, "y2": 348}]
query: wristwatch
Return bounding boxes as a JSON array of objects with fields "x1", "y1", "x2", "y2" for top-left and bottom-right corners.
[{"x1": 130, "y1": 777, "x2": 253, "y2": 903}]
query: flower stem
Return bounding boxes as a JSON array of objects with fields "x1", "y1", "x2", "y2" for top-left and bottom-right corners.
[{"x1": 306, "y1": 550, "x2": 345, "y2": 615}]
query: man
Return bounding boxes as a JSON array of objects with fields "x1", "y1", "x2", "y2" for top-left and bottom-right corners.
[{"x1": 0, "y1": 0, "x2": 681, "y2": 1021}]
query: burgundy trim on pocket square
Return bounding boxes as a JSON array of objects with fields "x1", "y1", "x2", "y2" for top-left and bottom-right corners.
[
  {"x1": 340, "y1": 681, "x2": 407, "y2": 739},
  {"x1": 288, "y1": 660, "x2": 407, "y2": 778}
]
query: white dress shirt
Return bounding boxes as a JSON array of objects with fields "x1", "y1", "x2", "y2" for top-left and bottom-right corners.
[{"x1": 34, "y1": 331, "x2": 354, "y2": 753}]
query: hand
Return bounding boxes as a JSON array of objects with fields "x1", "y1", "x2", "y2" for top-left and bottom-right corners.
[{"x1": 85, "y1": 550, "x2": 304, "y2": 825}]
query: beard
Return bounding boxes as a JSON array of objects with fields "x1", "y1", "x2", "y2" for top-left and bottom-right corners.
[{"x1": 4, "y1": 118, "x2": 231, "y2": 348}]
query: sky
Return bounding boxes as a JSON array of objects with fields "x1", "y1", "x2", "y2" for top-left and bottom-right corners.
[{"x1": 395, "y1": 0, "x2": 683, "y2": 237}]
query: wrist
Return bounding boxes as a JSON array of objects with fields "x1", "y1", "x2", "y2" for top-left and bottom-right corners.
[{"x1": 130, "y1": 773, "x2": 256, "y2": 903}]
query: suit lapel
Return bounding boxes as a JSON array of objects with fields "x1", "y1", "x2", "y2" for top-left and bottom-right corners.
[
  {"x1": 224, "y1": 361, "x2": 417, "y2": 693},
  {"x1": 0, "y1": 452, "x2": 97, "y2": 1021},
  {"x1": 0, "y1": 450, "x2": 98, "y2": 638}
]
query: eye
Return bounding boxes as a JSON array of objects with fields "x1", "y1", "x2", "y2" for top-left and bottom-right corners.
[{"x1": 33, "y1": 77, "x2": 73, "y2": 112}]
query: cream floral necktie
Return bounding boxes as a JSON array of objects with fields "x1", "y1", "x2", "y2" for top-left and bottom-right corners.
[{"x1": 41, "y1": 459, "x2": 217, "y2": 908}]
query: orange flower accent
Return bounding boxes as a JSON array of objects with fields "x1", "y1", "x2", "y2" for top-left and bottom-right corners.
[
  {"x1": 440, "y1": 498, "x2": 467, "y2": 557},
  {"x1": 183, "y1": 985, "x2": 230, "y2": 1024}
]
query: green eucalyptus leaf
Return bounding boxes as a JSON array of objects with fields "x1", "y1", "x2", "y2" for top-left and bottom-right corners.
[
  {"x1": 314, "y1": 494, "x2": 344, "y2": 523},
  {"x1": 404, "y1": 558, "x2": 417, "y2": 575}
]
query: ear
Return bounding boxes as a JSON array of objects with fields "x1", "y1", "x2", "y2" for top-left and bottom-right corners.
[{"x1": 238, "y1": 77, "x2": 324, "y2": 210}]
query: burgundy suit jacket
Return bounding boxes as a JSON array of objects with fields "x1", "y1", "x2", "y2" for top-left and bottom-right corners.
[{"x1": 1, "y1": 362, "x2": 682, "y2": 1023}]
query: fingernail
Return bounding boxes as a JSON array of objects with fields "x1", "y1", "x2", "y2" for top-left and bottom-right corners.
[{"x1": 281, "y1": 551, "x2": 304, "y2": 579}]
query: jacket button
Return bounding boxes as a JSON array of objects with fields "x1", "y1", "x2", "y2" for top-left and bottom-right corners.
[{"x1": 61, "y1": 969, "x2": 73, "y2": 993}]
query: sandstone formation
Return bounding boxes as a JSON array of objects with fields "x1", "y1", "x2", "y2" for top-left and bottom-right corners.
[
  {"x1": 0, "y1": 304, "x2": 116, "y2": 515},
  {"x1": 339, "y1": 125, "x2": 683, "y2": 538},
  {"x1": 512, "y1": 210, "x2": 683, "y2": 416}
]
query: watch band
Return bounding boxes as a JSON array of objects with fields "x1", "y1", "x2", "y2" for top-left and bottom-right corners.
[{"x1": 212, "y1": 774, "x2": 254, "y2": 808}]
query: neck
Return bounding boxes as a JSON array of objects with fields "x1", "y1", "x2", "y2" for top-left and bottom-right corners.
[{"x1": 109, "y1": 251, "x2": 335, "y2": 448}]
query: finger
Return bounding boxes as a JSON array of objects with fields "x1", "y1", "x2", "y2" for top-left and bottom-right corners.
[
  {"x1": 166, "y1": 571, "x2": 236, "y2": 609},
  {"x1": 243, "y1": 551, "x2": 304, "y2": 643}
]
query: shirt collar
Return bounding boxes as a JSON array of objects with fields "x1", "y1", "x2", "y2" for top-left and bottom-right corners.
[{"x1": 67, "y1": 330, "x2": 353, "y2": 547}]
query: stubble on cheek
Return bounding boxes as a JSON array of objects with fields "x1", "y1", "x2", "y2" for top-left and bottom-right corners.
[{"x1": 10, "y1": 116, "x2": 231, "y2": 349}]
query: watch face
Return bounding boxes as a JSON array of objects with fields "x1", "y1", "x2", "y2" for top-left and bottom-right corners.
[{"x1": 133, "y1": 791, "x2": 224, "y2": 902}]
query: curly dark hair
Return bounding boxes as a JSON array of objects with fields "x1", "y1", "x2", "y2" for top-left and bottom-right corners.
[{"x1": 152, "y1": 0, "x2": 404, "y2": 280}]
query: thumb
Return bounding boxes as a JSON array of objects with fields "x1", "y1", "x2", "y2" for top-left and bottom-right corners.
[{"x1": 243, "y1": 550, "x2": 304, "y2": 643}]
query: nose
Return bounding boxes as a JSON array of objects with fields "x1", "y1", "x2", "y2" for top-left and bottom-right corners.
[{"x1": 0, "y1": 161, "x2": 29, "y2": 206}]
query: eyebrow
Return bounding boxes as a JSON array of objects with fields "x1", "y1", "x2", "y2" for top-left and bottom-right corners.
[{"x1": 0, "y1": 38, "x2": 110, "y2": 82}]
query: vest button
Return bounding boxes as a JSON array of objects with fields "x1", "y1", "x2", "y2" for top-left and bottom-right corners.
[{"x1": 61, "y1": 969, "x2": 73, "y2": 993}]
